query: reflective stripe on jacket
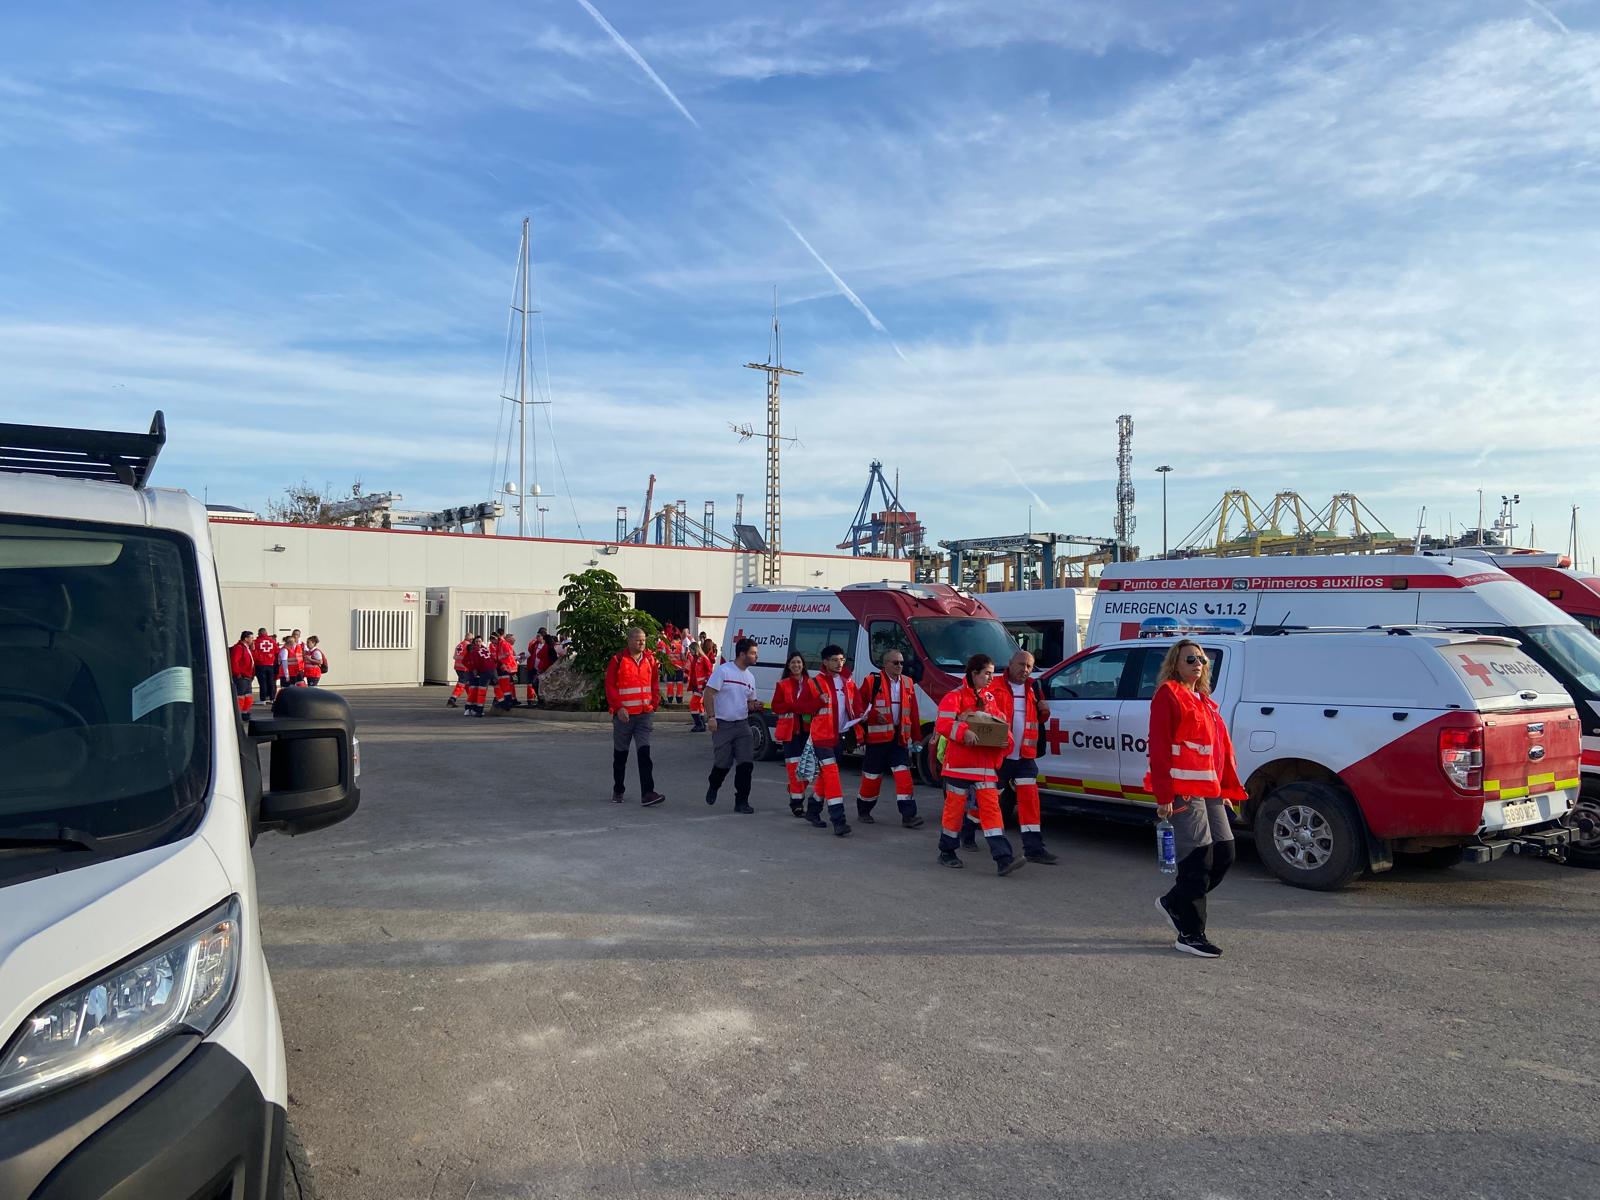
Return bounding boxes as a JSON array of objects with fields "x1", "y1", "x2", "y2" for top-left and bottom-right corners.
[
  {"x1": 861, "y1": 671, "x2": 919, "y2": 746},
  {"x1": 605, "y1": 651, "x2": 659, "y2": 716},
  {"x1": 1143, "y1": 680, "x2": 1246, "y2": 807},
  {"x1": 985, "y1": 676, "x2": 1043, "y2": 759},
  {"x1": 935, "y1": 683, "x2": 1012, "y2": 781},
  {"x1": 795, "y1": 670, "x2": 859, "y2": 750},
  {"x1": 771, "y1": 675, "x2": 811, "y2": 744}
]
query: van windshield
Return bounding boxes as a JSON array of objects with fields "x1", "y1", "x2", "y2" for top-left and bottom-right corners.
[
  {"x1": 1516, "y1": 623, "x2": 1600, "y2": 700},
  {"x1": 910, "y1": 617, "x2": 1018, "y2": 672},
  {"x1": 0, "y1": 517, "x2": 212, "y2": 874}
]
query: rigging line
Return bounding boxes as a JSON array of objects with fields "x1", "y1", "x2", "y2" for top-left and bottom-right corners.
[
  {"x1": 542, "y1": 399, "x2": 586, "y2": 541},
  {"x1": 486, "y1": 236, "x2": 526, "y2": 501}
]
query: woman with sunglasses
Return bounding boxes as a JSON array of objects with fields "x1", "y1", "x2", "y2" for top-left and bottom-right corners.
[
  {"x1": 1147, "y1": 640, "x2": 1246, "y2": 958},
  {"x1": 771, "y1": 650, "x2": 815, "y2": 818}
]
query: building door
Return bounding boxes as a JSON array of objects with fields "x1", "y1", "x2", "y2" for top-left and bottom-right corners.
[{"x1": 633, "y1": 590, "x2": 694, "y2": 632}]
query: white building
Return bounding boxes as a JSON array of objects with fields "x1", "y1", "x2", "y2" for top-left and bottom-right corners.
[{"x1": 210, "y1": 520, "x2": 911, "y2": 688}]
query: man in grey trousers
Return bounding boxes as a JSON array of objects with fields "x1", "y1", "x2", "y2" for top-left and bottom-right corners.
[{"x1": 704, "y1": 638, "x2": 761, "y2": 814}]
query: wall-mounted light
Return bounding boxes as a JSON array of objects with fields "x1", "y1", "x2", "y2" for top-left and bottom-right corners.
[
  {"x1": 811, "y1": 570, "x2": 825, "y2": 577},
  {"x1": 267, "y1": 544, "x2": 286, "y2": 553},
  {"x1": 585, "y1": 559, "x2": 599, "y2": 566}
]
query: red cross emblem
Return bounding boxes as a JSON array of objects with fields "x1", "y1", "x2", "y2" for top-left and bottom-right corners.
[
  {"x1": 1458, "y1": 655, "x2": 1494, "y2": 688},
  {"x1": 1043, "y1": 718, "x2": 1070, "y2": 755}
]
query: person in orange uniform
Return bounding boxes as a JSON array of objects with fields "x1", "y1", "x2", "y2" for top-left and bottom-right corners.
[
  {"x1": 251, "y1": 627, "x2": 279, "y2": 702},
  {"x1": 606, "y1": 626, "x2": 666, "y2": 806},
  {"x1": 685, "y1": 639, "x2": 713, "y2": 732},
  {"x1": 935, "y1": 653, "x2": 1022, "y2": 875},
  {"x1": 854, "y1": 649, "x2": 923, "y2": 828},
  {"x1": 770, "y1": 651, "x2": 814, "y2": 818},
  {"x1": 229, "y1": 631, "x2": 256, "y2": 716},
  {"x1": 302, "y1": 635, "x2": 326, "y2": 686},
  {"x1": 526, "y1": 627, "x2": 557, "y2": 707},
  {"x1": 1148, "y1": 640, "x2": 1246, "y2": 959},
  {"x1": 276, "y1": 633, "x2": 306, "y2": 689},
  {"x1": 447, "y1": 635, "x2": 472, "y2": 707},
  {"x1": 987, "y1": 649, "x2": 1058, "y2": 864},
  {"x1": 461, "y1": 633, "x2": 496, "y2": 717},
  {"x1": 492, "y1": 630, "x2": 520, "y2": 712},
  {"x1": 793, "y1": 644, "x2": 859, "y2": 837}
]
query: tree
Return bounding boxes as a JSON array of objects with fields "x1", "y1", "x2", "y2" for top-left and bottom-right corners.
[
  {"x1": 556, "y1": 568, "x2": 663, "y2": 709},
  {"x1": 264, "y1": 479, "x2": 382, "y2": 526}
]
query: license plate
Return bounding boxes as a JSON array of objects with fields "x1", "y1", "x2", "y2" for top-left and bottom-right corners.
[{"x1": 1500, "y1": 799, "x2": 1539, "y2": 827}]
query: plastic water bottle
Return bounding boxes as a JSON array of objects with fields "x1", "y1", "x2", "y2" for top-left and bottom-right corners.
[{"x1": 1156, "y1": 819, "x2": 1177, "y2": 875}]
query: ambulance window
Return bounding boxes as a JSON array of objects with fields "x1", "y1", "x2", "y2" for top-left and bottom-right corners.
[
  {"x1": 1005, "y1": 619, "x2": 1064, "y2": 668},
  {"x1": 1131, "y1": 646, "x2": 1225, "y2": 700},
  {"x1": 868, "y1": 621, "x2": 912, "y2": 667},
  {"x1": 1046, "y1": 648, "x2": 1130, "y2": 700},
  {"x1": 789, "y1": 619, "x2": 858, "y2": 671}
]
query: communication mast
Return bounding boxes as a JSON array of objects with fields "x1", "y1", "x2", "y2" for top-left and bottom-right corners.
[
  {"x1": 1114, "y1": 414, "x2": 1135, "y2": 556},
  {"x1": 742, "y1": 296, "x2": 801, "y2": 586}
]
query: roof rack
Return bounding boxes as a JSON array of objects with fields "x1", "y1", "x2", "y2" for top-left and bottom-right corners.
[{"x1": 0, "y1": 411, "x2": 166, "y2": 489}]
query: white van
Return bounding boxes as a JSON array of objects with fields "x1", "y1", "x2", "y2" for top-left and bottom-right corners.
[
  {"x1": 1036, "y1": 627, "x2": 1578, "y2": 888},
  {"x1": 978, "y1": 587, "x2": 1096, "y2": 669},
  {"x1": 1092, "y1": 555, "x2": 1600, "y2": 867},
  {"x1": 1, "y1": 414, "x2": 359, "y2": 1198}
]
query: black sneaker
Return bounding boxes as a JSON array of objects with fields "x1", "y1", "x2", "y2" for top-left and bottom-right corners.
[
  {"x1": 806, "y1": 815, "x2": 828, "y2": 828},
  {"x1": 1155, "y1": 896, "x2": 1181, "y2": 936},
  {"x1": 833, "y1": 823, "x2": 852, "y2": 838},
  {"x1": 1175, "y1": 936, "x2": 1222, "y2": 958},
  {"x1": 641, "y1": 791, "x2": 666, "y2": 807},
  {"x1": 705, "y1": 788, "x2": 718, "y2": 806},
  {"x1": 938, "y1": 851, "x2": 964, "y2": 868},
  {"x1": 790, "y1": 803, "x2": 806, "y2": 818},
  {"x1": 446, "y1": 697, "x2": 457, "y2": 707},
  {"x1": 612, "y1": 789, "x2": 626, "y2": 804},
  {"x1": 996, "y1": 857, "x2": 1026, "y2": 877},
  {"x1": 1025, "y1": 849, "x2": 1060, "y2": 865},
  {"x1": 858, "y1": 811, "x2": 876, "y2": 824},
  {"x1": 734, "y1": 802, "x2": 754, "y2": 814},
  {"x1": 902, "y1": 815, "x2": 925, "y2": 829}
]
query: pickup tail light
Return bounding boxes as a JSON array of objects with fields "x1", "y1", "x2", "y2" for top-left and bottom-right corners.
[{"x1": 1438, "y1": 726, "x2": 1484, "y2": 792}]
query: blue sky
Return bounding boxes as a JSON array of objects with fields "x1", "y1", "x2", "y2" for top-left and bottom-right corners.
[{"x1": 3, "y1": 0, "x2": 1598, "y2": 559}]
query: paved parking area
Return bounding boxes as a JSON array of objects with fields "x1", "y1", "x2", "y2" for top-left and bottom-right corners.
[{"x1": 255, "y1": 689, "x2": 1600, "y2": 1200}]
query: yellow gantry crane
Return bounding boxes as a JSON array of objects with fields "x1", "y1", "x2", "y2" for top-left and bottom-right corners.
[{"x1": 1178, "y1": 490, "x2": 1406, "y2": 557}]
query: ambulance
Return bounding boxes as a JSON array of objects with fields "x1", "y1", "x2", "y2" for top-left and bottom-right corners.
[
  {"x1": 1035, "y1": 626, "x2": 1577, "y2": 889},
  {"x1": 973, "y1": 587, "x2": 1096, "y2": 670},
  {"x1": 1090, "y1": 555, "x2": 1600, "y2": 867},
  {"x1": 723, "y1": 581, "x2": 1016, "y2": 778},
  {"x1": 2, "y1": 413, "x2": 360, "y2": 1198},
  {"x1": 1424, "y1": 549, "x2": 1600, "y2": 638}
]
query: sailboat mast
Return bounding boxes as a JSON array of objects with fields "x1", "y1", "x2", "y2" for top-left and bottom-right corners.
[{"x1": 517, "y1": 218, "x2": 531, "y2": 537}]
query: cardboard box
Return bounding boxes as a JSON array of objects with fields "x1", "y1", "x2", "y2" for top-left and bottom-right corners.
[{"x1": 961, "y1": 709, "x2": 1010, "y2": 747}]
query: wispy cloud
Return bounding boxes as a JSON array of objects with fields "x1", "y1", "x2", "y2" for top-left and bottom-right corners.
[
  {"x1": 1522, "y1": 0, "x2": 1571, "y2": 35},
  {"x1": 572, "y1": 0, "x2": 700, "y2": 128}
]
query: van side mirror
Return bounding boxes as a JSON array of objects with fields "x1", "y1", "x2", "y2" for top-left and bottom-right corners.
[
  {"x1": 906, "y1": 655, "x2": 925, "y2": 683},
  {"x1": 248, "y1": 688, "x2": 361, "y2": 836}
]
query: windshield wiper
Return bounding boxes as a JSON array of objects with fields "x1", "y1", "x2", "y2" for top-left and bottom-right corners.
[{"x1": 0, "y1": 824, "x2": 108, "y2": 853}]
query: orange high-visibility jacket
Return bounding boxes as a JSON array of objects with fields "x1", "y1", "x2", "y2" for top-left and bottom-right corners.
[
  {"x1": 453, "y1": 640, "x2": 471, "y2": 671},
  {"x1": 771, "y1": 674, "x2": 811, "y2": 743},
  {"x1": 935, "y1": 683, "x2": 1012, "y2": 783},
  {"x1": 1144, "y1": 680, "x2": 1246, "y2": 807},
  {"x1": 605, "y1": 650, "x2": 659, "y2": 716},
  {"x1": 985, "y1": 676, "x2": 1047, "y2": 759},
  {"x1": 686, "y1": 653, "x2": 712, "y2": 691},
  {"x1": 795, "y1": 669, "x2": 859, "y2": 750},
  {"x1": 859, "y1": 671, "x2": 919, "y2": 746}
]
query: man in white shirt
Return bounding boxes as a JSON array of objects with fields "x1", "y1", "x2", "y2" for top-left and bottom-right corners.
[{"x1": 704, "y1": 637, "x2": 762, "y2": 813}]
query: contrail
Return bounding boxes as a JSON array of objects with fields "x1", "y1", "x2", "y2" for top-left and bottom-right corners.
[
  {"x1": 1000, "y1": 455, "x2": 1052, "y2": 512},
  {"x1": 779, "y1": 216, "x2": 909, "y2": 363},
  {"x1": 1522, "y1": 0, "x2": 1570, "y2": 34},
  {"x1": 574, "y1": 0, "x2": 700, "y2": 128},
  {"x1": 572, "y1": 0, "x2": 904, "y2": 358}
]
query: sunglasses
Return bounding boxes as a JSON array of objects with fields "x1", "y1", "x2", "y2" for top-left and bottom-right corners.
[{"x1": 1183, "y1": 655, "x2": 1207, "y2": 666}]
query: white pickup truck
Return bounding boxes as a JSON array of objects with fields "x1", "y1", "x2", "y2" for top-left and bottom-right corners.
[{"x1": 1032, "y1": 629, "x2": 1578, "y2": 888}]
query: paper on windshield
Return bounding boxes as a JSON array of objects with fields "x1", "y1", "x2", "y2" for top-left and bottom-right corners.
[{"x1": 132, "y1": 666, "x2": 193, "y2": 721}]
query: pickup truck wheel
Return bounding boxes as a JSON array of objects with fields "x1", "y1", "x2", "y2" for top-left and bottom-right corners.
[
  {"x1": 281, "y1": 1117, "x2": 318, "y2": 1200},
  {"x1": 748, "y1": 716, "x2": 775, "y2": 762},
  {"x1": 1254, "y1": 781, "x2": 1365, "y2": 890},
  {"x1": 1566, "y1": 789, "x2": 1600, "y2": 869}
]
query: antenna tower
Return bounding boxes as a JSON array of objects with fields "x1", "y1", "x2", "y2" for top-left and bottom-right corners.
[
  {"x1": 743, "y1": 293, "x2": 801, "y2": 585},
  {"x1": 1114, "y1": 414, "x2": 1135, "y2": 554}
]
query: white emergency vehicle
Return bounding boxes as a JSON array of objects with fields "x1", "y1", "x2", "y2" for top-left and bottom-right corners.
[
  {"x1": 1, "y1": 414, "x2": 359, "y2": 1198},
  {"x1": 1035, "y1": 625, "x2": 1577, "y2": 889},
  {"x1": 975, "y1": 587, "x2": 1096, "y2": 670},
  {"x1": 723, "y1": 582, "x2": 1015, "y2": 778},
  {"x1": 1092, "y1": 555, "x2": 1600, "y2": 866}
]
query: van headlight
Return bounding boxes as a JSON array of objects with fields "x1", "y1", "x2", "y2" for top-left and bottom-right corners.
[{"x1": 0, "y1": 896, "x2": 241, "y2": 1110}]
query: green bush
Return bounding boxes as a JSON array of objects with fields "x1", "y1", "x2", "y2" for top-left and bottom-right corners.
[{"x1": 555, "y1": 568, "x2": 664, "y2": 711}]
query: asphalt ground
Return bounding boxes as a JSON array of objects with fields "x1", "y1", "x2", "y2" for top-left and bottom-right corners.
[{"x1": 254, "y1": 688, "x2": 1600, "y2": 1200}]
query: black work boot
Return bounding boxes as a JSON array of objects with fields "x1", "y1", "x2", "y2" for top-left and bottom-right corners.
[
  {"x1": 805, "y1": 797, "x2": 827, "y2": 828},
  {"x1": 856, "y1": 799, "x2": 877, "y2": 824}
]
